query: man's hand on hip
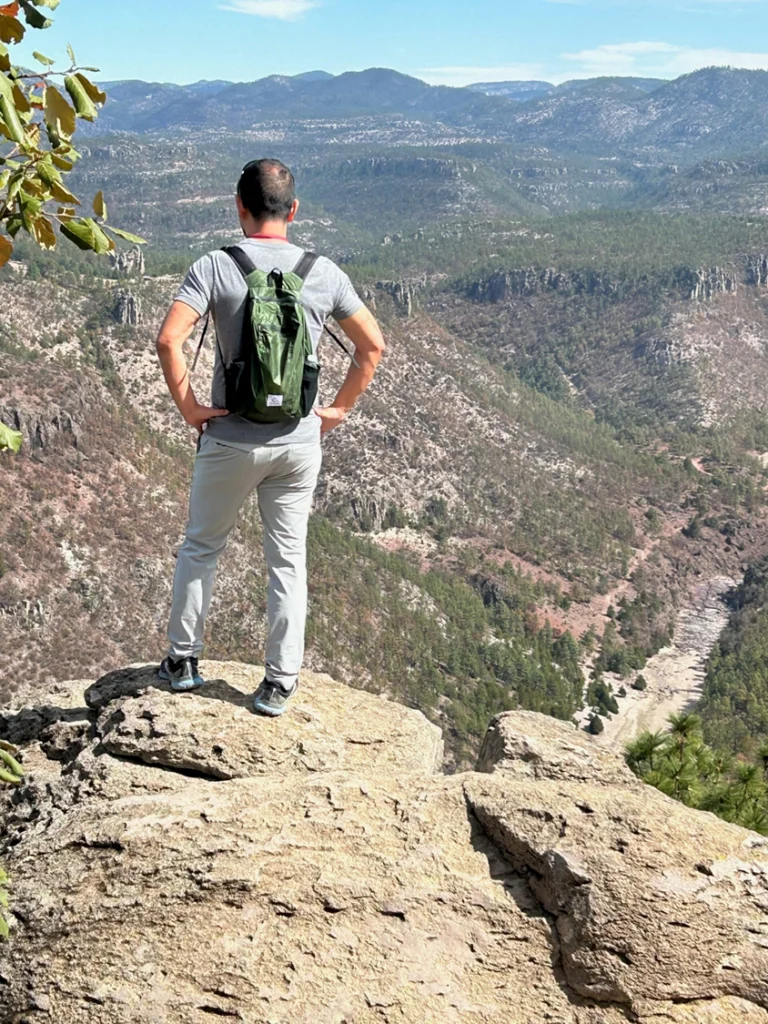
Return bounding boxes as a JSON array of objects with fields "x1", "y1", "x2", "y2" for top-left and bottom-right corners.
[
  {"x1": 186, "y1": 403, "x2": 230, "y2": 436},
  {"x1": 314, "y1": 406, "x2": 348, "y2": 435}
]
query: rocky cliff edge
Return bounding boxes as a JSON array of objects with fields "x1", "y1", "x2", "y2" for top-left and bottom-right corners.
[{"x1": 1, "y1": 663, "x2": 768, "y2": 1024}]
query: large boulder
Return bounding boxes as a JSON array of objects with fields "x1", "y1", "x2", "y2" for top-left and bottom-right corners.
[
  {"x1": 1, "y1": 670, "x2": 768, "y2": 1024},
  {"x1": 87, "y1": 662, "x2": 444, "y2": 778}
]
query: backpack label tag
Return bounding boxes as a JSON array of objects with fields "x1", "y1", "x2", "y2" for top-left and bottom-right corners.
[{"x1": 267, "y1": 395, "x2": 284, "y2": 407}]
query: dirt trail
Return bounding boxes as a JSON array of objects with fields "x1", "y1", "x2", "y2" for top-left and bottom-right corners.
[{"x1": 590, "y1": 576, "x2": 737, "y2": 754}]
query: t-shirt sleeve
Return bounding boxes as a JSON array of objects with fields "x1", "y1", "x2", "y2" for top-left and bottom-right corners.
[
  {"x1": 175, "y1": 254, "x2": 215, "y2": 317},
  {"x1": 329, "y1": 263, "x2": 365, "y2": 321}
]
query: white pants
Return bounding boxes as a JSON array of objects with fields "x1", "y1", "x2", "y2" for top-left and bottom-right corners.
[{"x1": 167, "y1": 433, "x2": 322, "y2": 688}]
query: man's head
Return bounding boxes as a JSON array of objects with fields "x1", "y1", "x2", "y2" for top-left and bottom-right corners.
[{"x1": 236, "y1": 158, "x2": 299, "y2": 229}]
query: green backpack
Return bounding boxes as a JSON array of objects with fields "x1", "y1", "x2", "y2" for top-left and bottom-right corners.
[{"x1": 218, "y1": 246, "x2": 321, "y2": 424}]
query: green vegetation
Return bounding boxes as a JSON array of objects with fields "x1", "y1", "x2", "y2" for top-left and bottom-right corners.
[
  {"x1": 587, "y1": 676, "x2": 619, "y2": 717},
  {"x1": 626, "y1": 713, "x2": 768, "y2": 834},
  {"x1": 0, "y1": 739, "x2": 23, "y2": 785},
  {"x1": 0, "y1": 866, "x2": 10, "y2": 940},
  {"x1": 208, "y1": 513, "x2": 584, "y2": 764},
  {"x1": 0, "y1": 0, "x2": 144, "y2": 269},
  {"x1": 0, "y1": 422, "x2": 21, "y2": 453},
  {"x1": 307, "y1": 520, "x2": 585, "y2": 761},
  {"x1": 0, "y1": 739, "x2": 22, "y2": 941},
  {"x1": 351, "y1": 208, "x2": 768, "y2": 281},
  {"x1": 700, "y1": 561, "x2": 768, "y2": 758},
  {"x1": 588, "y1": 712, "x2": 604, "y2": 735}
]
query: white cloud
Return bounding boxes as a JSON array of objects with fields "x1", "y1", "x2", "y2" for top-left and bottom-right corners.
[
  {"x1": 417, "y1": 43, "x2": 768, "y2": 88},
  {"x1": 418, "y1": 64, "x2": 550, "y2": 87},
  {"x1": 219, "y1": 0, "x2": 319, "y2": 20},
  {"x1": 563, "y1": 41, "x2": 768, "y2": 77}
]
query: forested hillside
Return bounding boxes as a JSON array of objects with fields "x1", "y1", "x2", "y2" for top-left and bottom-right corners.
[
  {"x1": 3, "y1": 59, "x2": 768, "y2": 763},
  {"x1": 701, "y1": 562, "x2": 768, "y2": 759}
]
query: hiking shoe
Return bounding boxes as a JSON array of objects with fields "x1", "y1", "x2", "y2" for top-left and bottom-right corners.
[
  {"x1": 253, "y1": 678, "x2": 298, "y2": 717},
  {"x1": 158, "y1": 656, "x2": 205, "y2": 692}
]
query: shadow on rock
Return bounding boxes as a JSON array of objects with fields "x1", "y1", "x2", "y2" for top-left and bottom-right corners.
[{"x1": 84, "y1": 664, "x2": 253, "y2": 711}]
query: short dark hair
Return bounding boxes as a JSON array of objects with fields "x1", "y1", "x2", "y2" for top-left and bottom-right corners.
[{"x1": 237, "y1": 159, "x2": 296, "y2": 220}]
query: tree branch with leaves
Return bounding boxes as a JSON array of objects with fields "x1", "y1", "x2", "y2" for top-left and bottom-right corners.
[
  {"x1": 0, "y1": 0, "x2": 144, "y2": 269},
  {"x1": 1, "y1": 0, "x2": 132, "y2": 943}
]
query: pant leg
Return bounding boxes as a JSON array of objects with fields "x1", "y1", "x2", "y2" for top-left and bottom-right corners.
[
  {"x1": 257, "y1": 443, "x2": 322, "y2": 688},
  {"x1": 168, "y1": 434, "x2": 271, "y2": 659}
]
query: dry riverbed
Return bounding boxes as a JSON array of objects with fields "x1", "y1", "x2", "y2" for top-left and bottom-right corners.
[{"x1": 582, "y1": 576, "x2": 737, "y2": 754}]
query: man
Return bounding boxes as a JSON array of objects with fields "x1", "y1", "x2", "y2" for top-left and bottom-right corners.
[{"x1": 155, "y1": 158, "x2": 385, "y2": 716}]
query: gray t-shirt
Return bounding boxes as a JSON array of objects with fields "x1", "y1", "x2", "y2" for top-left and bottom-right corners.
[{"x1": 176, "y1": 238, "x2": 364, "y2": 446}]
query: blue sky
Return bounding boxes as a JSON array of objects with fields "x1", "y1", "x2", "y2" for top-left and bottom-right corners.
[{"x1": 17, "y1": 0, "x2": 768, "y2": 86}]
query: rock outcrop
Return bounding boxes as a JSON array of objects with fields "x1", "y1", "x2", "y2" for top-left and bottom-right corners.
[
  {"x1": 2, "y1": 665, "x2": 768, "y2": 1023},
  {"x1": 469, "y1": 262, "x2": 753, "y2": 307},
  {"x1": 0, "y1": 404, "x2": 81, "y2": 451},
  {"x1": 375, "y1": 279, "x2": 425, "y2": 317},
  {"x1": 685, "y1": 266, "x2": 739, "y2": 302},
  {"x1": 113, "y1": 289, "x2": 142, "y2": 326},
  {"x1": 747, "y1": 255, "x2": 768, "y2": 288},
  {"x1": 109, "y1": 246, "x2": 145, "y2": 278},
  {"x1": 469, "y1": 268, "x2": 619, "y2": 303}
]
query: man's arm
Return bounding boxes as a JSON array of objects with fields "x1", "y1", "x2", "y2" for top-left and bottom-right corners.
[
  {"x1": 156, "y1": 300, "x2": 230, "y2": 435},
  {"x1": 316, "y1": 306, "x2": 385, "y2": 435}
]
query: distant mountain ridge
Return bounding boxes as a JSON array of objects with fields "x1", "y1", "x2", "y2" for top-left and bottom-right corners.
[
  {"x1": 92, "y1": 66, "x2": 768, "y2": 157},
  {"x1": 467, "y1": 80, "x2": 555, "y2": 101}
]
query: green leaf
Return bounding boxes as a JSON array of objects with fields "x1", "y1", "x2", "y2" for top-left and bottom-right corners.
[
  {"x1": 0, "y1": 915, "x2": 9, "y2": 941},
  {"x1": 60, "y1": 216, "x2": 113, "y2": 255},
  {"x1": 32, "y1": 49, "x2": 53, "y2": 65},
  {"x1": 66, "y1": 41, "x2": 74, "y2": 64},
  {"x1": 44, "y1": 83, "x2": 75, "y2": 138},
  {"x1": 11, "y1": 81, "x2": 29, "y2": 113},
  {"x1": 18, "y1": 192, "x2": 43, "y2": 231},
  {"x1": 106, "y1": 225, "x2": 147, "y2": 245},
  {"x1": 0, "y1": 41, "x2": 10, "y2": 73},
  {"x1": 50, "y1": 151, "x2": 73, "y2": 171},
  {"x1": 49, "y1": 180, "x2": 79, "y2": 205},
  {"x1": 5, "y1": 214, "x2": 23, "y2": 237},
  {"x1": 49, "y1": 179, "x2": 78, "y2": 205},
  {"x1": 74, "y1": 72, "x2": 106, "y2": 107},
  {"x1": 92, "y1": 189, "x2": 106, "y2": 219},
  {"x1": 19, "y1": 0, "x2": 50, "y2": 29},
  {"x1": 0, "y1": 421, "x2": 22, "y2": 453},
  {"x1": 64, "y1": 74, "x2": 95, "y2": 121},
  {"x1": 0, "y1": 749, "x2": 23, "y2": 776},
  {"x1": 0, "y1": 75, "x2": 27, "y2": 145},
  {"x1": 32, "y1": 0, "x2": 61, "y2": 8},
  {"x1": 37, "y1": 155, "x2": 61, "y2": 186},
  {"x1": 30, "y1": 213, "x2": 55, "y2": 249}
]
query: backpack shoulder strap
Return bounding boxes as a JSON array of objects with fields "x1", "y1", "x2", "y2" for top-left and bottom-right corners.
[
  {"x1": 293, "y1": 251, "x2": 319, "y2": 283},
  {"x1": 221, "y1": 245, "x2": 257, "y2": 279}
]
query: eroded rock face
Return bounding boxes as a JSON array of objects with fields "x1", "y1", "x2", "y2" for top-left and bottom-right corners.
[
  {"x1": 2, "y1": 672, "x2": 768, "y2": 1024},
  {"x1": 113, "y1": 289, "x2": 142, "y2": 326},
  {"x1": 88, "y1": 662, "x2": 444, "y2": 779},
  {"x1": 476, "y1": 709, "x2": 637, "y2": 786},
  {"x1": 110, "y1": 245, "x2": 145, "y2": 278}
]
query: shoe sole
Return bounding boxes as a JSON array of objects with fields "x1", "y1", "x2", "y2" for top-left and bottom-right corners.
[
  {"x1": 253, "y1": 702, "x2": 288, "y2": 717},
  {"x1": 158, "y1": 668, "x2": 205, "y2": 692},
  {"x1": 253, "y1": 684, "x2": 298, "y2": 717}
]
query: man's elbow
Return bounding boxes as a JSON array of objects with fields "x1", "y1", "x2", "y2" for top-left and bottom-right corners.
[{"x1": 156, "y1": 332, "x2": 176, "y2": 357}]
